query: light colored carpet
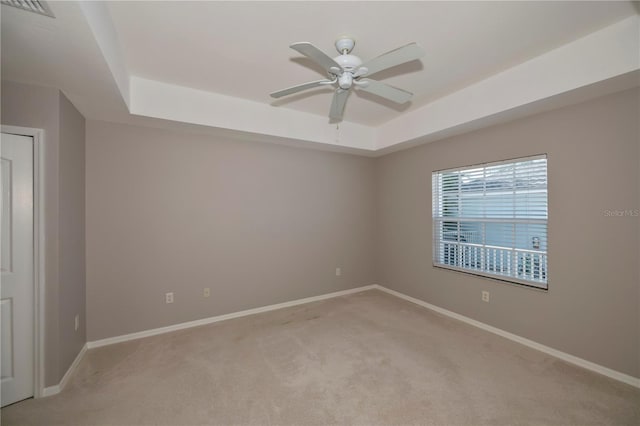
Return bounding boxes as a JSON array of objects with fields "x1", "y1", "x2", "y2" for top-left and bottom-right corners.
[{"x1": 2, "y1": 289, "x2": 639, "y2": 425}]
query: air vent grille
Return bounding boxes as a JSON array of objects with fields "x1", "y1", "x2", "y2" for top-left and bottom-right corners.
[{"x1": 1, "y1": 0, "x2": 54, "y2": 18}]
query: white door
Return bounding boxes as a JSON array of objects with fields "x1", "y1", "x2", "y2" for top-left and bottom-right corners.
[{"x1": 0, "y1": 133, "x2": 34, "y2": 406}]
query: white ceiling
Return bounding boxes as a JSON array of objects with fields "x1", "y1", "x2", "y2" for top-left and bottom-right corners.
[
  {"x1": 108, "y1": 1, "x2": 636, "y2": 126},
  {"x1": 1, "y1": 1, "x2": 639, "y2": 153}
]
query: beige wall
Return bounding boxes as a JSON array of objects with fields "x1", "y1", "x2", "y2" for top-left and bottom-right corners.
[
  {"x1": 85, "y1": 121, "x2": 377, "y2": 340},
  {"x1": 4, "y1": 80, "x2": 638, "y2": 385},
  {"x1": 376, "y1": 88, "x2": 640, "y2": 377},
  {"x1": 1, "y1": 81, "x2": 86, "y2": 386},
  {"x1": 58, "y1": 94, "x2": 86, "y2": 376}
]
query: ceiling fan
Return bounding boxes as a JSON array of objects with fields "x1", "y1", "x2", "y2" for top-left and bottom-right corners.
[{"x1": 270, "y1": 37, "x2": 425, "y2": 122}]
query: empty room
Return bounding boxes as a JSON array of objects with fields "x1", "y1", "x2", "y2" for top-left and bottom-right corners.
[{"x1": 1, "y1": 1, "x2": 639, "y2": 425}]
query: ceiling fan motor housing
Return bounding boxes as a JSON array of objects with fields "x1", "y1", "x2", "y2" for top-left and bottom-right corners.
[{"x1": 333, "y1": 54, "x2": 362, "y2": 72}]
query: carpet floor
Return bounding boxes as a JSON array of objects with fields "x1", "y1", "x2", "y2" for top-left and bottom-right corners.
[{"x1": 2, "y1": 289, "x2": 639, "y2": 425}]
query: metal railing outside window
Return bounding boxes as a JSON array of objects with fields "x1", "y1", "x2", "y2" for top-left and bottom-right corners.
[{"x1": 432, "y1": 155, "x2": 548, "y2": 289}]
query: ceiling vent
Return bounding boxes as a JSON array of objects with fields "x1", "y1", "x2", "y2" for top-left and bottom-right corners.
[{"x1": 1, "y1": 0, "x2": 54, "y2": 18}]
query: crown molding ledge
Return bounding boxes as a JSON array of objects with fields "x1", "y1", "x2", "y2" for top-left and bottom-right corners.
[
  {"x1": 81, "y1": 7, "x2": 639, "y2": 154},
  {"x1": 375, "y1": 15, "x2": 640, "y2": 152},
  {"x1": 78, "y1": 0, "x2": 131, "y2": 109},
  {"x1": 129, "y1": 76, "x2": 375, "y2": 151}
]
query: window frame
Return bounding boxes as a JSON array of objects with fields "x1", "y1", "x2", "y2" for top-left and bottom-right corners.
[{"x1": 432, "y1": 154, "x2": 549, "y2": 290}]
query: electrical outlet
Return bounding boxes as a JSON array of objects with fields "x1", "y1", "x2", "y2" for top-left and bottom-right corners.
[
  {"x1": 482, "y1": 291, "x2": 490, "y2": 303},
  {"x1": 203, "y1": 287, "x2": 210, "y2": 298},
  {"x1": 74, "y1": 314, "x2": 79, "y2": 331},
  {"x1": 165, "y1": 292, "x2": 174, "y2": 304},
  {"x1": 335, "y1": 267, "x2": 341, "y2": 276}
]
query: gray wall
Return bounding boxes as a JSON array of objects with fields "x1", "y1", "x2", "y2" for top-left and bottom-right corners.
[
  {"x1": 85, "y1": 121, "x2": 376, "y2": 340},
  {"x1": 58, "y1": 94, "x2": 86, "y2": 377},
  {"x1": 4, "y1": 80, "x2": 638, "y2": 385},
  {"x1": 1, "y1": 81, "x2": 87, "y2": 387},
  {"x1": 376, "y1": 88, "x2": 640, "y2": 377}
]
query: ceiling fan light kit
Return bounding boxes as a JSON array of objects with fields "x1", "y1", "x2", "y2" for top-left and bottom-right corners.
[{"x1": 270, "y1": 36, "x2": 425, "y2": 122}]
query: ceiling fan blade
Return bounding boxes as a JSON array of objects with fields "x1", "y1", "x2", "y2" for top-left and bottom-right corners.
[
  {"x1": 329, "y1": 89, "x2": 349, "y2": 121},
  {"x1": 270, "y1": 79, "x2": 334, "y2": 98},
  {"x1": 359, "y1": 42, "x2": 425, "y2": 77},
  {"x1": 290, "y1": 42, "x2": 342, "y2": 75},
  {"x1": 358, "y1": 79, "x2": 413, "y2": 104}
]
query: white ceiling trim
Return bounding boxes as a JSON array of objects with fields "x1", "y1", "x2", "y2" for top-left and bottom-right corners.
[
  {"x1": 78, "y1": 1, "x2": 130, "y2": 109},
  {"x1": 129, "y1": 76, "x2": 375, "y2": 150},
  {"x1": 376, "y1": 15, "x2": 640, "y2": 152},
  {"x1": 80, "y1": 9, "x2": 639, "y2": 153}
]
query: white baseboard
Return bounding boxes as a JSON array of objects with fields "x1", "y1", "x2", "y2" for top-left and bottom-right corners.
[
  {"x1": 40, "y1": 343, "x2": 88, "y2": 397},
  {"x1": 41, "y1": 384, "x2": 59, "y2": 398},
  {"x1": 372, "y1": 284, "x2": 640, "y2": 389},
  {"x1": 81, "y1": 283, "x2": 638, "y2": 390},
  {"x1": 41, "y1": 286, "x2": 375, "y2": 397},
  {"x1": 87, "y1": 285, "x2": 376, "y2": 349}
]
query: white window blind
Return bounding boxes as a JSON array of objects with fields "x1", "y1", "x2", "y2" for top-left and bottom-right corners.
[{"x1": 432, "y1": 155, "x2": 548, "y2": 289}]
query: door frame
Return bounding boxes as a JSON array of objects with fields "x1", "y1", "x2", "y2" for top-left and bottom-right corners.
[{"x1": 1, "y1": 125, "x2": 45, "y2": 399}]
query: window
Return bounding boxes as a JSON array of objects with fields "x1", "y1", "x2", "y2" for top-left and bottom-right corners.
[{"x1": 432, "y1": 155, "x2": 548, "y2": 289}]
